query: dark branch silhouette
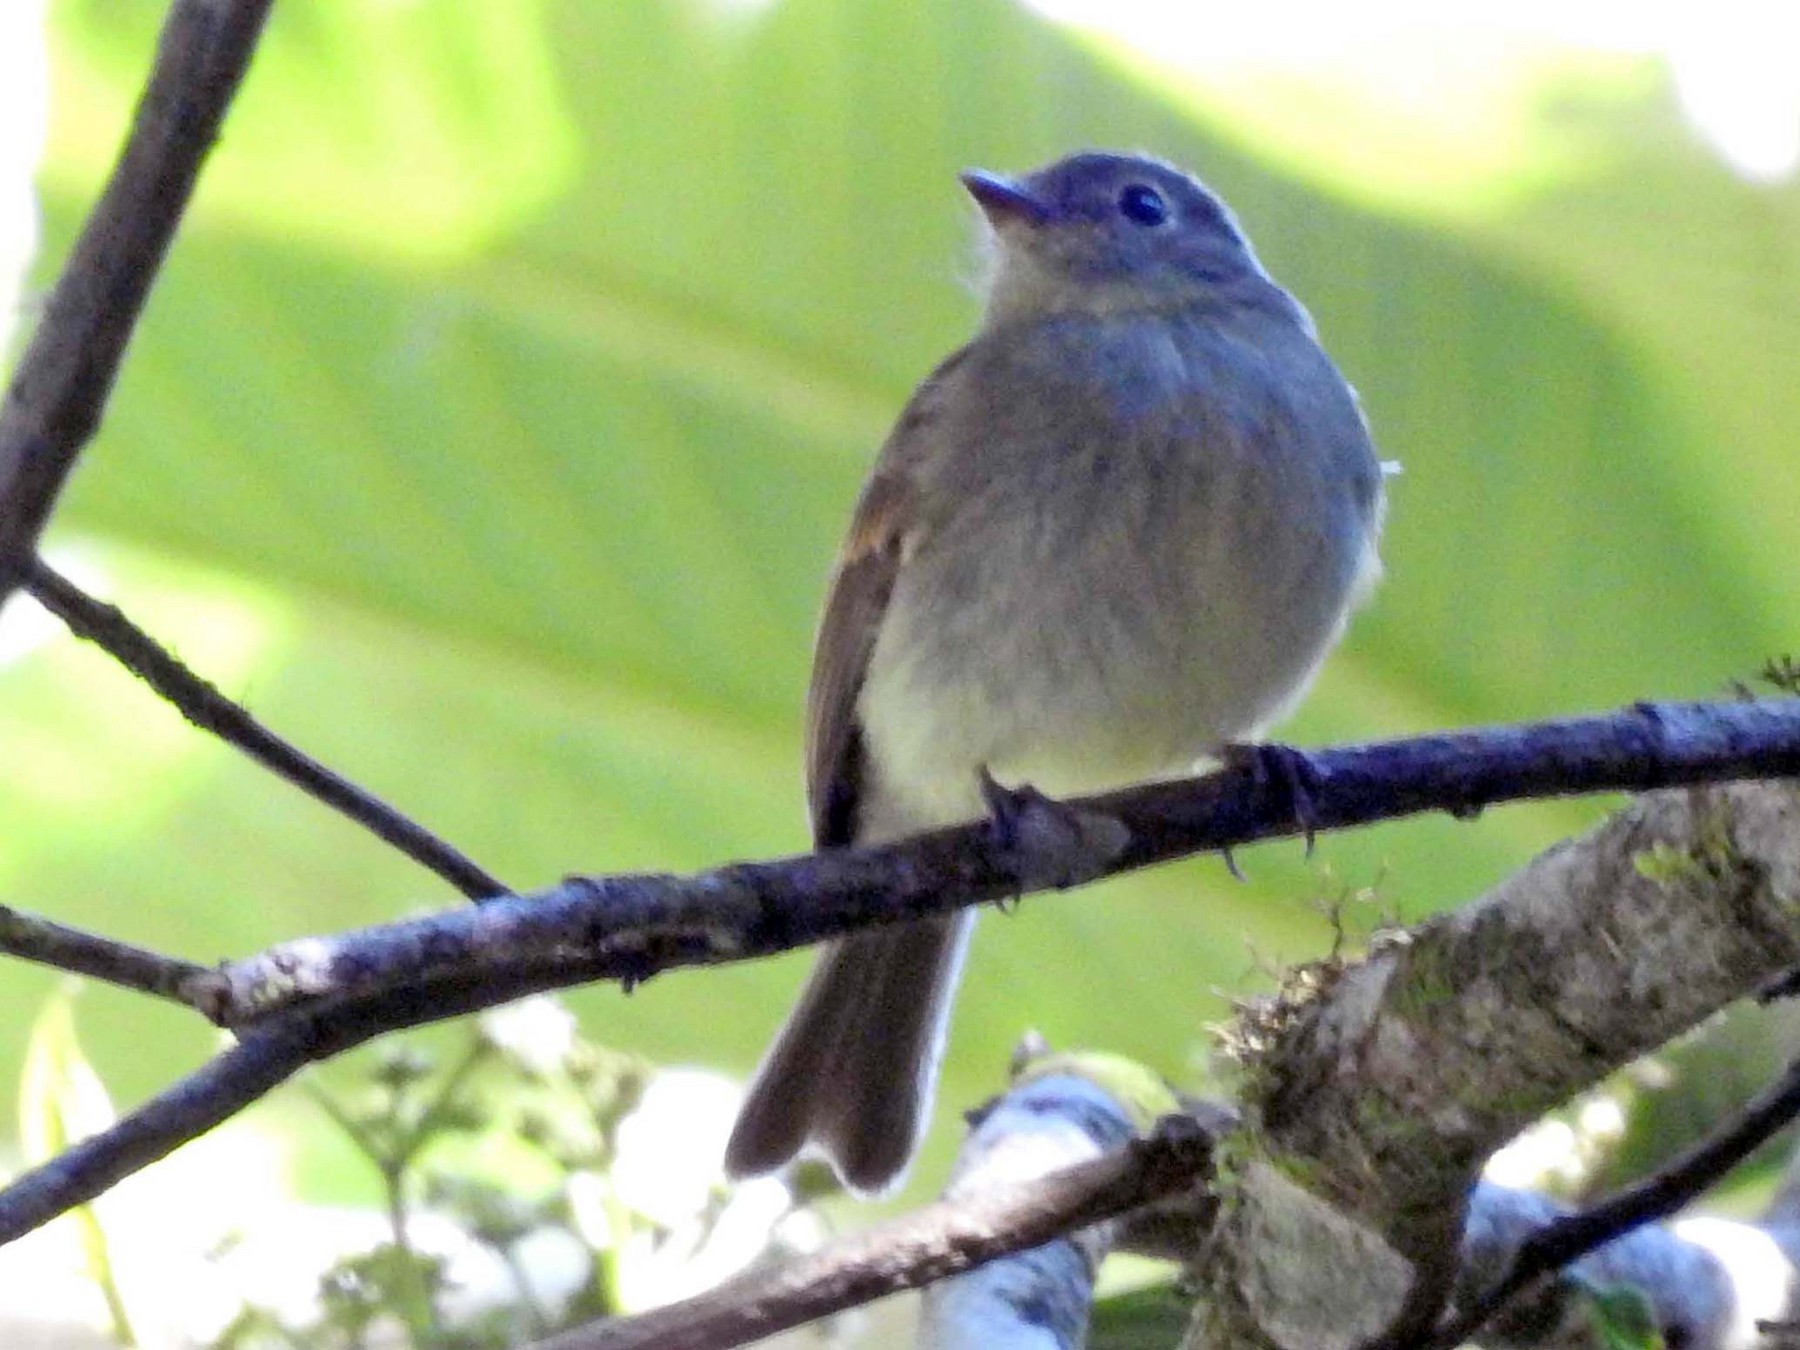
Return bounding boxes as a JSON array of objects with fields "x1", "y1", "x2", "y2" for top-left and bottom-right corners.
[
  {"x1": 26, "y1": 559, "x2": 508, "y2": 901},
  {"x1": 532, "y1": 1040, "x2": 1800, "y2": 1350},
  {"x1": 0, "y1": 960, "x2": 610, "y2": 1245},
  {"x1": 0, "y1": 0, "x2": 507, "y2": 905},
  {"x1": 4, "y1": 6, "x2": 1800, "y2": 1345},
  {"x1": 0, "y1": 0, "x2": 275, "y2": 600},
  {"x1": 0, "y1": 902, "x2": 208, "y2": 1005},
  {"x1": 0, "y1": 701, "x2": 1796, "y2": 1258}
]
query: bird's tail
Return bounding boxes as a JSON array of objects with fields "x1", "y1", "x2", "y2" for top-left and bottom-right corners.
[{"x1": 724, "y1": 912, "x2": 975, "y2": 1196}]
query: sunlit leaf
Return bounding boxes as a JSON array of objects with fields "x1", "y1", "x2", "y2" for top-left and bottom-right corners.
[{"x1": 18, "y1": 983, "x2": 136, "y2": 1344}]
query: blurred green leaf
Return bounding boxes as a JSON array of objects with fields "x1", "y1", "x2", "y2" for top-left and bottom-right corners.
[
  {"x1": 9, "y1": 0, "x2": 1799, "y2": 1204},
  {"x1": 1581, "y1": 1279, "x2": 1665, "y2": 1350},
  {"x1": 19, "y1": 982, "x2": 113, "y2": 1166}
]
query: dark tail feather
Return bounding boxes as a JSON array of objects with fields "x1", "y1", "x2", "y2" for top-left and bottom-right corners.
[{"x1": 724, "y1": 912, "x2": 974, "y2": 1195}]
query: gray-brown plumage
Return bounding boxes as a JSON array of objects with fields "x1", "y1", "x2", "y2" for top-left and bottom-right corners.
[{"x1": 725, "y1": 151, "x2": 1386, "y2": 1196}]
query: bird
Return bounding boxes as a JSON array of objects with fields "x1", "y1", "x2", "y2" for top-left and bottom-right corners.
[{"x1": 724, "y1": 151, "x2": 1387, "y2": 1196}]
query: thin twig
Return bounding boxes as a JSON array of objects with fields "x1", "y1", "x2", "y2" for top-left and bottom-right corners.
[
  {"x1": 208, "y1": 697, "x2": 1800, "y2": 1028},
  {"x1": 0, "y1": 903, "x2": 210, "y2": 1007},
  {"x1": 530, "y1": 1116, "x2": 1218, "y2": 1350},
  {"x1": 25, "y1": 560, "x2": 508, "y2": 902},
  {"x1": 1411, "y1": 1055, "x2": 1800, "y2": 1350},
  {"x1": 0, "y1": 0, "x2": 276, "y2": 599}
]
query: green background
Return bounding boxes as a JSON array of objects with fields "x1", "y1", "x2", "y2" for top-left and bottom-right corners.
[{"x1": 7, "y1": 0, "x2": 1799, "y2": 1206}]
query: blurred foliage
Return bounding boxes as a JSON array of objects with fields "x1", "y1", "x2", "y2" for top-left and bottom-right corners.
[
  {"x1": 205, "y1": 996, "x2": 814, "y2": 1348},
  {"x1": 18, "y1": 983, "x2": 135, "y2": 1344},
  {"x1": 5, "y1": 0, "x2": 1799, "y2": 1211},
  {"x1": 1089, "y1": 1280, "x2": 1191, "y2": 1350},
  {"x1": 1581, "y1": 1280, "x2": 1666, "y2": 1350}
]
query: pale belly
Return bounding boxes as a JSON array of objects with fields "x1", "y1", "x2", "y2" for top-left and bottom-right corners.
[{"x1": 854, "y1": 489, "x2": 1379, "y2": 838}]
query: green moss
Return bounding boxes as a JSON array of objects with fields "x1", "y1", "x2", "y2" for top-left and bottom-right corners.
[
  {"x1": 1632, "y1": 840, "x2": 1708, "y2": 888},
  {"x1": 1389, "y1": 939, "x2": 1458, "y2": 1015},
  {"x1": 1634, "y1": 800, "x2": 1745, "y2": 891}
]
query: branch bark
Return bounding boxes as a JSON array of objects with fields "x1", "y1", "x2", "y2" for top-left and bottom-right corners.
[
  {"x1": 1428, "y1": 1049, "x2": 1800, "y2": 1349},
  {"x1": 1456, "y1": 1182, "x2": 1798, "y2": 1350},
  {"x1": 7, "y1": 8, "x2": 1795, "y2": 1346},
  {"x1": 531, "y1": 1046, "x2": 1800, "y2": 1350},
  {"x1": 0, "y1": 958, "x2": 607, "y2": 1245},
  {"x1": 914, "y1": 1070, "x2": 1212, "y2": 1350},
  {"x1": 0, "y1": 902, "x2": 209, "y2": 1006}
]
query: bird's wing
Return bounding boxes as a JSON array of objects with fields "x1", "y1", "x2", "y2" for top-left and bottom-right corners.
[
  {"x1": 804, "y1": 351, "x2": 967, "y2": 846},
  {"x1": 805, "y1": 468, "x2": 916, "y2": 847}
]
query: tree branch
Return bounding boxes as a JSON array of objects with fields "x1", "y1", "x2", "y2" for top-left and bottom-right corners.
[
  {"x1": 0, "y1": 0, "x2": 275, "y2": 600},
  {"x1": 0, "y1": 959, "x2": 615, "y2": 1245},
  {"x1": 206, "y1": 698, "x2": 1800, "y2": 1028},
  {"x1": 0, "y1": 1022, "x2": 315, "y2": 1246},
  {"x1": 527, "y1": 1053, "x2": 1800, "y2": 1350},
  {"x1": 0, "y1": 902, "x2": 210, "y2": 1006},
  {"x1": 1456, "y1": 1183, "x2": 1795, "y2": 1350},
  {"x1": 24, "y1": 559, "x2": 508, "y2": 902},
  {"x1": 8, "y1": 10, "x2": 1794, "y2": 1344},
  {"x1": 1192, "y1": 775, "x2": 1800, "y2": 1349},
  {"x1": 914, "y1": 1069, "x2": 1210, "y2": 1350},
  {"x1": 0, "y1": 0, "x2": 505, "y2": 902}
]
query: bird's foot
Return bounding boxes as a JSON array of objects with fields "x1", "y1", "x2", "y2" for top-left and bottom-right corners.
[
  {"x1": 1222, "y1": 741, "x2": 1323, "y2": 857},
  {"x1": 977, "y1": 766, "x2": 1131, "y2": 894}
]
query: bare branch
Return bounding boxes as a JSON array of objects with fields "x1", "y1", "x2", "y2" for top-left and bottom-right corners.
[
  {"x1": 25, "y1": 560, "x2": 508, "y2": 902},
  {"x1": 915, "y1": 1071, "x2": 1215, "y2": 1350},
  {"x1": 0, "y1": 1022, "x2": 311, "y2": 1245},
  {"x1": 0, "y1": 960, "x2": 600, "y2": 1245},
  {"x1": 1454, "y1": 1182, "x2": 1794, "y2": 1350},
  {"x1": 0, "y1": 902, "x2": 210, "y2": 1006},
  {"x1": 527, "y1": 1050, "x2": 1800, "y2": 1350},
  {"x1": 209, "y1": 699, "x2": 1800, "y2": 1028},
  {"x1": 0, "y1": 0, "x2": 275, "y2": 598}
]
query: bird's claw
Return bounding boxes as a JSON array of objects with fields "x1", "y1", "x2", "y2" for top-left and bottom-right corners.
[
  {"x1": 1224, "y1": 741, "x2": 1322, "y2": 857},
  {"x1": 1222, "y1": 847, "x2": 1248, "y2": 883},
  {"x1": 978, "y1": 765, "x2": 1050, "y2": 855},
  {"x1": 977, "y1": 766, "x2": 1130, "y2": 893}
]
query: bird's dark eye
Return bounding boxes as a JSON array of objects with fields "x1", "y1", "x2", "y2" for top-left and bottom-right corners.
[{"x1": 1117, "y1": 183, "x2": 1167, "y2": 227}]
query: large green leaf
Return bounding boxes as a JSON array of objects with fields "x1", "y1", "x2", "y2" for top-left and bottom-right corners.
[{"x1": 7, "y1": 0, "x2": 1796, "y2": 1201}]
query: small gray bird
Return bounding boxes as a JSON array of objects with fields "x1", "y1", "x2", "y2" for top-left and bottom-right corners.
[{"x1": 725, "y1": 151, "x2": 1386, "y2": 1196}]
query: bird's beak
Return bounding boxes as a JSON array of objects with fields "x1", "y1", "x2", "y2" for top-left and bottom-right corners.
[{"x1": 960, "y1": 170, "x2": 1052, "y2": 226}]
